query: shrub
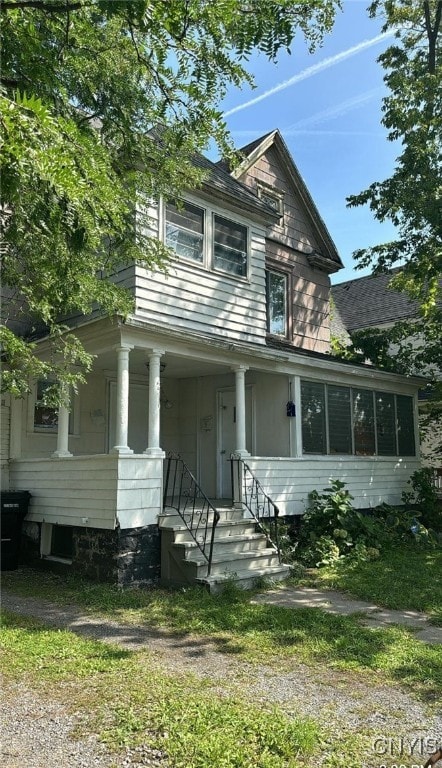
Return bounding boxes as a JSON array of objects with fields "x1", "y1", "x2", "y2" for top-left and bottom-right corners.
[
  {"x1": 297, "y1": 478, "x2": 433, "y2": 567},
  {"x1": 402, "y1": 468, "x2": 442, "y2": 532}
]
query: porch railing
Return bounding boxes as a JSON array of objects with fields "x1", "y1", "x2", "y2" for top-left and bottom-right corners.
[
  {"x1": 163, "y1": 454, "x2": 220, "y2": 575},
  {"x1": 230, "y1": 455, "x2": 281, "y2": 561}
]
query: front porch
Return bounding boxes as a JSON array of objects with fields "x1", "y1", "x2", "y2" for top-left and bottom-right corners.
[{"x1": 8, "y1": 315, "x2": 422, "y2": 587}]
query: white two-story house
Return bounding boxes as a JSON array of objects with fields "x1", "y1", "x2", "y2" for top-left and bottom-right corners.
[{"x1": 2, "y1": 130, "x2": 423, "y2": 589}]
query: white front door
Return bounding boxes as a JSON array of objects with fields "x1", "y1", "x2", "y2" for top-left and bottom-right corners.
[{"x1": 217, "y1": 387, "x2": 253, "y2": 498}]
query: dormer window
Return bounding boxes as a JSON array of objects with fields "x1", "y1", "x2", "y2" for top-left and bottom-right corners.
[{"x1": 165, "y1": 200, "x2": 204, "y2": 263}]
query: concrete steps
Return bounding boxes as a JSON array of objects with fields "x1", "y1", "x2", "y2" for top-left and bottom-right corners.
[{"x1": 159, "y1": 503, "x2": 290, "y2": 592}]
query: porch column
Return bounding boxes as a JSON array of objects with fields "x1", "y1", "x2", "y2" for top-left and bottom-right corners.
[
  {"x1": 232, "y1": 365, "x2": 249, "y2": 457},
  {"x1": 144, "y1": 349, "x2": 165, "y2": 457},
  {"x1": 289, "y1": 375, "x2": 303, "y2": 458},
  {"x1": 111, "y1": 344, "x2": 134, "y2": 454},
  {"x1": 52, "y1": 382, "x2": 72, "y2": 458}
]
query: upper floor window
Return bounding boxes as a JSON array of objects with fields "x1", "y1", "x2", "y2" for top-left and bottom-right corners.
[
  {"x1": 213, "y1": 215, "x2": 247, "y2": 277},
  {"x1": 301, "y1": 381, "x2": 416, "y2": 457},
  {"x1": 165, "y1": 200, "x2": 204, "y2": 263},
  {"x1": 164, "y1": 199, "x2": 249, "y2": 279},
  {"x1": 266, "y1": 270, "x2": 287, "y2": 336}
]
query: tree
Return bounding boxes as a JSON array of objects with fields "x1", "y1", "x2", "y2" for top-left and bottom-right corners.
[
  {"x1": 1, "y1": 0, "x2": 339, "y2": 402},
  {"x1": 340, "y1": 1, "x2": 442, "y2": 439}
]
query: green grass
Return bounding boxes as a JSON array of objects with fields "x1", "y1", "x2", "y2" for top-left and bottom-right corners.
[
  {"x1": 298, "y1": 545, "x2": 442, "y2": 624},
  {"x1": 3, "y1": 567, "x2": 442, "y2": 698},
  {"x1": 1, "y1": 610, "x2": 319, "y2": 768}
]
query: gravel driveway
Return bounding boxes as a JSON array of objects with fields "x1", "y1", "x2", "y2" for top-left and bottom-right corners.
[{"x1": 2, "y1": 589, "x2": 441, "y2": 768}]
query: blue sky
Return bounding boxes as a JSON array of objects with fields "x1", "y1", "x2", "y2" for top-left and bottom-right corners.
[{"x1": 218, "y1": 0, "x2": 399, "y2": 285}]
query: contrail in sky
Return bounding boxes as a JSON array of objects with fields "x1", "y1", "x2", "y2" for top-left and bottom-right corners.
[
  {"x1": 284, "y1": 86, "x2": 384, "y2": 131},
  {"x1": 223, "y1": 31, "x2": 394, "y2": 118}
]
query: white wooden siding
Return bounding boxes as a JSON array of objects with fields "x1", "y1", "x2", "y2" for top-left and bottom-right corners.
[
  {"x1": 10, "y1": 454, "x2": 163, "y2": 530},
  {"x1": 134, "y1": 200, "x2": 268, "y2": 344},
  {"x1": 244, "y1": 456, "x2": 421, "y2": 516},
  {"x1": 1, "y1": 395, "x2": 10, "y2": 490}
]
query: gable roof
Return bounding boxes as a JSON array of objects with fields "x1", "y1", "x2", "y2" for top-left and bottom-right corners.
[
  {"x1": 331, "y1": 271, "x2": 420, "y2": 331},
  {"x1": 226, "y1": 129, "x2": 343, "y2": 272},
  {"x1": 193, "y1": 152, "x2": 280, "y2": 224}
]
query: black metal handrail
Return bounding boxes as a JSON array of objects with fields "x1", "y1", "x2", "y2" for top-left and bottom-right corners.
[
  {"x1": 230, "y1": 455, "x2": 281, "y2": 561},
  {"x1": 163, "y1": 454, "x2": 220, "y2": 575}
]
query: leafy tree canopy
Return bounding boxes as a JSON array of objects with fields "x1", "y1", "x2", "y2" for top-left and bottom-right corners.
[
  {"x1": 1, "y1": 0, "x2": 339, "y2": 401},
  {"x1": 339, "y1": 1, "x2": 442, "y2": 430}
]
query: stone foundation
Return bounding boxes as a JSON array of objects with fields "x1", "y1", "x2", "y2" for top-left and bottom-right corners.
[{"x1": 19, "y1": 522, "x2": 161, "y2": 586}]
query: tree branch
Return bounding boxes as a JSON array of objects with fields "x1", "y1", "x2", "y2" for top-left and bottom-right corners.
[{"x1": 424, "y1": 0, "x2": 442, "y2": 74}]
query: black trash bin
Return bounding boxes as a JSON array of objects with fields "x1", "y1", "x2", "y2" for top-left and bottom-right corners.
[{"x1": 1, "y1": 491, "x2": 31, "y2": 570}]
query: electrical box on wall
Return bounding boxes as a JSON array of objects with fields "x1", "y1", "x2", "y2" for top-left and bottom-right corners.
[{"x1": 286, "y1": 401, "x2": 296, "y2": 417}]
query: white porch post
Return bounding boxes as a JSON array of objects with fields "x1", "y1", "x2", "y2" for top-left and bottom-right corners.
[
  {"x1": 52, "y1": 382, "x2": 72, "y2": 458},
  {"x1": 289, "y1": 375, "x2": 303, "y2": 458},
  {"x1": 111, "y1": 344, "x2": 133, "y2": 455},
  {"x1": 232, "y1": 365, "x2": 249, "y2": 457},
  {"x1": 144, "y1": 349, "x2": 165, "y2": 457}
]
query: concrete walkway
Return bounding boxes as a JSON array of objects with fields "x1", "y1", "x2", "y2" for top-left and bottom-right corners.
[{"x1": 252, "y1": 586, "x2": 442, "y2": 644}]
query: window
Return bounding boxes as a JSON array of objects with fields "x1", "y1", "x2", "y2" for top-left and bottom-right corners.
[
  {"x1": 301, "y1": 381, "x2": 416, "y2": 457},
  {"x1": 328, "y1": 385, "x2": 352, "y2": 454},
  {"x1": 257, "y1": 183, "x2": 284, "y2": 218},
  {"x1": 34, "y1": 380, "x2": 58, "y2": 430},
  {"x1": 301, "y1": 381, "x2": 326, "y2": 454},
  {"x1": 353, "y1": 389, "x2": 376, "y2": 455},
  {"x1": 266, "y1": 271, "x2": 287, "y2": 336},
  {"x1": 165, "y1": 200, "x2": 204, "y2": 263},
  {"x1": 213, "y1": 215, "x2": 247, "y2": 277},
  {"x1": 51, "y1": 525, "x2": 73, "y2": 560}
]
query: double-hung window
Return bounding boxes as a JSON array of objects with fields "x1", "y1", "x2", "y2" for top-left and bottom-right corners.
[
  {"x1": 213, "y1": 215, "x2": 247, "y2": 277},
  {"x1": 266, "y1": 270, "x2": 287, "y2": 336},
  {"x1": 165, "y1": 200, "x2": 204, "y2": 263}
]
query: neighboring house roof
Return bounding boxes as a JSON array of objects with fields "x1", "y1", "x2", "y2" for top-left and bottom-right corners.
[
  {"x1": 220, "y1": 129, "x2": 343, "y2": 272},
  {"x1": 331, "y1": 271, "x2": 420, "y2": 332}
]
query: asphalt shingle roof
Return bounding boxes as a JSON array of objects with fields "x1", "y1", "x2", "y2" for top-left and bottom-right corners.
[{"x1": 331, "y1": 272, "x2": 419, "y2": 331}]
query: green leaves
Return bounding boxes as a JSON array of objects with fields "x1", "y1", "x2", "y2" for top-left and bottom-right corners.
[{"x1": 1, "y1": 0, "x2": 339, "y2": 398}]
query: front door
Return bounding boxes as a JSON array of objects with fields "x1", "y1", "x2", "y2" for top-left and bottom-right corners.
[{"x1": 217, "y1": 387, "x2": 253, "y2": 498}]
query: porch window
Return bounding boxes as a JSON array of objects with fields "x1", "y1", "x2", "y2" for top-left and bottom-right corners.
[
  {"x1": 397, "y1": 394, "x2": 416, "y2": 456},
  {"x1": 266, "y1": 270, "x2": 287, "y2": 336},
  {"x1": 353, "y1": 388, "x2": 376, "y2": 455},
  {"x1": 301, "y1": 380, "x2": 416, "y2": 457},
  {"x1": 213, "y1": 215, "x2": 247, "y2": 277},
  {"x1": 33, "y1": 380, "x2": 74, "y2": 433},
  {"x1": 328, "y1": 385, "x2": 352, "y2": 454},
  {"x1": 376, "y1": 392, "x2": 397, "y2": 456},
  {"x1": 301, "y1": 380, "x2": 326, "y2": 454},
  {"x1": 165, "y1": 200, "x2": 204, "y2": 263},
  {"x1": 34, "y1": 380, "x2": 59, "y2": 431}
]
